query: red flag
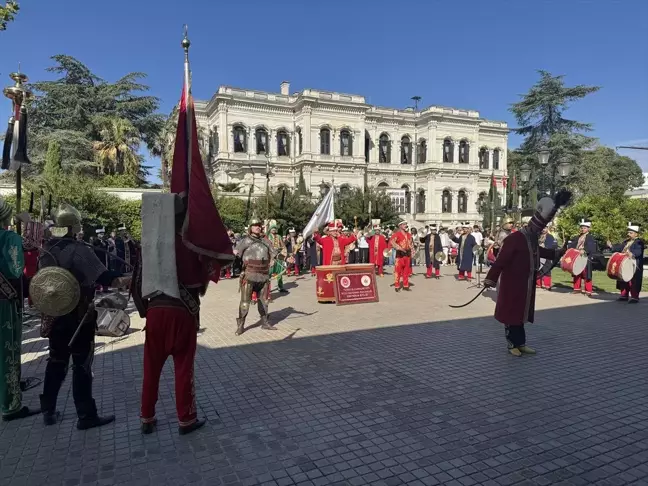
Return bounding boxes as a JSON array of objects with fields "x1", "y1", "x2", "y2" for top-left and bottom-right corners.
[
  {"x1": 501, "y1": 176, "x2": 507, "y2": 189},
  {"x1": 491, "y1": 173, "x2": 497, "y2": 188},
  {"x1": 171, "y1": 85, "x2": 234, "y2": 283},
  {"x1": 512, "y1": 174, "x2": 517, "y2": 190}
]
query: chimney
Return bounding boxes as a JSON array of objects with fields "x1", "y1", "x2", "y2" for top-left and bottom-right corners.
[{"x1": 280, "y1": 81, "x2": 290, "y2": 96}]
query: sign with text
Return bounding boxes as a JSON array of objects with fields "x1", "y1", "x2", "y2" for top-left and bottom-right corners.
[{"x1": 334, "y1": 270, "x2": 379, "y2": 305}]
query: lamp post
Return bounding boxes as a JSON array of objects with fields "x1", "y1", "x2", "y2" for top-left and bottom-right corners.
[
  {"x1": 519, "y1": 150, "x2": 571, "y2": 208},
  {"x1": 319, "y1": 179, "x2": 328, "y2": 197},
  {"x1": 3, "y1": 70, "x2": 32, "y2": 235}
]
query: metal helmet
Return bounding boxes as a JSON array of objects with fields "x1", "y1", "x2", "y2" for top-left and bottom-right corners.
[
  {"x1": 54, "y1": 203, "x2": 82, "y2": 228},
  {"x1": 0, "y1": 196, "x2": 12, "y2": 223}
]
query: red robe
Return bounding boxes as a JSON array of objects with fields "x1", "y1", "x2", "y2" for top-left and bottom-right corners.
[
  {"x1": 313, "y1": 233, "x2": 357, "y2": 266},
  {"x1": 485, "y1": 231, "x2": 556, "y2": 326},
  {"x1": 366, "y1": 234, "x2": 388, "y2": 265}
]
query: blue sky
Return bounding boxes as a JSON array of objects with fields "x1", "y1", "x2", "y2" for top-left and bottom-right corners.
[{"x1": 1, "y1": 0, "x2": 647, "y2": 180}]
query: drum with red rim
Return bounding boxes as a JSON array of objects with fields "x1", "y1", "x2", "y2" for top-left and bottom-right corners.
[
  {"x1": 606, "y1": 252, "x2": 636, "y2": 282},
  {"x1": 560, "y1": 248, "x2": 588, "y2": 276}
]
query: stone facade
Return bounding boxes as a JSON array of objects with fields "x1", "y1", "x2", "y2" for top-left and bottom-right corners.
[{"x1": 196, "y1": 82, "x2": 509, "y2": 226}]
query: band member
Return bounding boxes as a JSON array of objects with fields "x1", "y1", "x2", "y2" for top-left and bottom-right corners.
[
  {"x1": 421, "y1": 224, "x2": 443, "y2": 279},
  {"x1": 38, "y1": 204, "x2": 128, "y2": 429},
  {"x1": 266, "y1": 222, "x2": 288, "y2": 293},
  {"x1": 536, "y1": 226, "x2": 557, "y2": 290},
  {"x1": 313, "y1": 221, "x2": 357, "y2": 266},
  {"x1": 343, "y1": 227, "x2": 357, "y2": 264},
  {"x1": 608, "y1": 223, "x2": 644, "y2": 303},
  {"x1": 0, "y1": 198, "x2": 39, "y2": 422},
  {"x1": 235, "y1": 218, "x2": 277, "y2": 335},
  {"x1": 493, "y1": 217, "x2": 514, "y2": 257},
  {"x1": 453, "y1": 224, "x2": 476, "y2": 280},
  {"x1": 484, "y1": 192, "x2": 570, "y2": 356},
  {"x1": 390, "y1": 221, "x2": 414, "y2": 292},
  {"x1": 568, "y1": 219, "x2": 597, "y2": 297},
  {"x1": 366, "y1": 224, "x2": 388, "y2": 277},
  {"x1": 307, "y1": 236, "x2": 318, "y2": 276}
]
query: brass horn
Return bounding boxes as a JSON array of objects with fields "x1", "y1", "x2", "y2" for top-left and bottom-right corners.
[
  {"x1": 434, "y1": 251, "x2": 445, "y2": 262},
  {"x1": 383, "y1": 248, "x2": 391, "y2": 258}
]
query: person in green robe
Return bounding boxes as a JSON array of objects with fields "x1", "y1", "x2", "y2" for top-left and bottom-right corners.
[{"x1": 0, "y1": 197, "x2": 39, "y2": 421}]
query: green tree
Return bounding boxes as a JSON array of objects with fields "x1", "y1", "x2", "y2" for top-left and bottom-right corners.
[
  {"x1": 215, "y1": 196, "x2": 247, "y2": 233},
  {"x1": 480, "y1": 179, "x2": 504, "y2": 230},
  {"x1": 335, "y1": 188, "x2": 398, "y2": 230},
  {"x1": 510, "y1": 71, "x2": 600, "y2": 198},
  {"x1": 43, "y1": 140, "x2": 63, "y2": 180},
  {"x1": 0, "y1": 1, "x2": 19, "y2": 31},
  {"x1": 297, "y1": 168, "x2": 308, "y2": 195},
  {"x1": 253, "y1": 189, "x2": 316, "y2": 233},
  {"x1": 556, "y1": 195, "x2": 648, "y2": 247},
  {"x1": 92, "y1": 116, "x2": 143, "y2": 177},
  {"x1": 28, "y1": 55, "x2": 164, "y2": 181},
  {"x1": 572, "y1": 146, "x2": 644, "y2": 199}
]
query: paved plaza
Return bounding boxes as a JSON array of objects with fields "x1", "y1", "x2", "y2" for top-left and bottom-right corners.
[{"x1": 2, "y1": 266, "x2": 648, "y2": 486}]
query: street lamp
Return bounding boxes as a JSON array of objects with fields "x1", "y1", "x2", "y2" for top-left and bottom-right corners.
[
  {"x1": 520, "y1": 162, "x2": 532, "y2": 182},
  {"x1": 558, "y1": 159, "x2": 572, "y2": 178},
  {"x1": 537, "y1": 149, "x2": 550, "y2": 166}
]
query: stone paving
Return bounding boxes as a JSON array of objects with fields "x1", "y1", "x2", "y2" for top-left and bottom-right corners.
[{"x1": 2, "y1": 265, "x2": 648, "y2": 486}]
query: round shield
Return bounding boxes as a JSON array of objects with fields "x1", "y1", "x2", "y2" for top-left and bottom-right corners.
[{"x1": 29, "y1": 267, "x2": 80, "y2": 317}]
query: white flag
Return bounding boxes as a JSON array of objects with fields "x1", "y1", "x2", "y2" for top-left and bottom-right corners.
[{"x1": 303, "y1": 189, "x2": 335, "y2": 239}]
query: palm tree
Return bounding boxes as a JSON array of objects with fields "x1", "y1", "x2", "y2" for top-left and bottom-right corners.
[
  {"x1": 217, "y1": 182, "x2": 243, "y2": 193},
  {"x1": 92, "y1": 116, "x2": 142, "y2": 176}
]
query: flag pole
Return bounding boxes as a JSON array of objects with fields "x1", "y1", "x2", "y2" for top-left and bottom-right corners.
[{"x1": 182, "y1": 25, "x2": 192, "y2": 199}]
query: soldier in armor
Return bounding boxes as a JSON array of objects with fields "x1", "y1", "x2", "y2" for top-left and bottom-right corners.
[
  {"x1": 493, "y1": 217, "x2": 514, "y2": 257},
  {"x1": 235, "y1": 217, "x2": 278, "y2": 336}
]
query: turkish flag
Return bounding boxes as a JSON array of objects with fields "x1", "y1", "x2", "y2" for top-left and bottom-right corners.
[{"x1": 171, "y1": 84, "x2": 234, "y2": 283}]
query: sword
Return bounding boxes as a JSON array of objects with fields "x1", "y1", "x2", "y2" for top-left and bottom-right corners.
[{"x1": 449, "y1": 287, "x2": 487, "y2": 308}]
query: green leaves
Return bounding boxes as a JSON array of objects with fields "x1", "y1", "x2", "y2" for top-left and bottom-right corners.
[{"x1": 0, "y1": 1, "x2": 20, "y2": 31}]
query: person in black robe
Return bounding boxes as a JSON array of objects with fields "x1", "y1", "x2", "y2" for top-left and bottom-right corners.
[
  {"x1": 421, "y1": 224, "x2": 443, "y2": 279},
  {"x1": 452, "y1": 224, "x2": 477, "y2": 280},
  {"x1": 607, "y1": 223, "x2": 645, "y2": 303},
  {"x1": 536, "y1": 226, "x2": 557, "y2": 290}
]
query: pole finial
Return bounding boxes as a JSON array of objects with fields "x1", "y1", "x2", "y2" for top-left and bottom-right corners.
[{"x1": 182, "y1": 24, "x2": 191, "y2": 52}]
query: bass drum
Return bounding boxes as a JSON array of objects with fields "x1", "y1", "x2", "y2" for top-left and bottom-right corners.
[
  {"x1": 560, "y1": 248, "x2": 588, "y2": 276},
  {"x1": 606, "y1": 252, "x2": 636, "y2": 282}
]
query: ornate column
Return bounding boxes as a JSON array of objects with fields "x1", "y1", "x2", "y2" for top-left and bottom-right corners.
[
  {"x1": 228, "y1": 124, "x2": 234, "y2": 155},
  {"x1": 247, "y1": 127, "x2": 255, "y2": 156}
]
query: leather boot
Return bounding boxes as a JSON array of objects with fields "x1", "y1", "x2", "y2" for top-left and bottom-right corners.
[
  {"x1": 179, "y1": 418, "x2": 206, "y2": 436},
  {"x1": 76, "y1": 399, "x2": 115, "y2": 430},
  {"x1": 261, "y1": 315, "x2": 277, "y2": 331},
  {"x1": 235, "y1": 318, "x2": 245, "y2": 336},
  {"x1": 40, "y1": 394, "x2": 60, "y2": 426}
]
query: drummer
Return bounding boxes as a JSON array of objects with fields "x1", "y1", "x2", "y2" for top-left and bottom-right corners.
[
  {"x1": 607, "y1": 223, "x2": 645, "y2": 303},
  {"x1": 567, "y1": 219, "x2": 597, "y2": 297}
]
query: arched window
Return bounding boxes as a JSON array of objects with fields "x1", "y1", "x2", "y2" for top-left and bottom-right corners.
[
  {"x1": 458, "y1": 190, "x2": 467, "y2": 213},
  {"x1": 493, "y1": 149, "x2": 500, "y2": 170},
  {"x1": 416, "y1": 189, "x2": 426, "y2": 213},
  {"x1": 477, "y1": 191, "x2": 487, "y2": 214},
  {"x1": 418, "y1": 139, "x2": 427, "y2": 164},
  {"x1": 402, "y1": 185, "x2": 411, "y2": 213},
  {"x1": 277, "y1": 130, "x2": 289, "y2": 156},
  {"x1": 320, "y1": 128, "x2": 330, "y2": 155},
  {"x1": 459, "y1": 140, "x2": 469, "y2": 164},
  {"x1": 364, "y1": 131, "x2": 371, "y2": 163},
  {"x1": 255, "y1": 128, "x2": 268, "y2": 154},
  {"x1": 377, "y1": 182, "x2": 389, "y2": 191},
  {"x1": 443, "y1": 139, "x2": 453, "y2": 163},
  {"x1": 296, "y1": 127, "x2": 303, "y2": 155},
  {"x1": 442, "y1": 190, "x2": 452, "y2": 213},
  {"x1": 479, "y1": 148, "x2": 489, "y2": 169},
  {"x1": 401, "y1": 136, "x2": 412, "y2": 164},
  {"x1": 210, "y1": 129, "x2": 219, "y2": 155},
  {"x1": 379, "y1": 133, "x2": 390, "y2": 163},
  {"x1": 233, "y1": 126, "x2": 247, "y2": 153},
  {"x1": 340, "y1": 129, "x2": 352, "y2": 156}
]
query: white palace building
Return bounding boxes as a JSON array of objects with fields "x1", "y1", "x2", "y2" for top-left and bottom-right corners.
[{"x1": 196, "y1": 81, "x2": 509, "y2": 227}]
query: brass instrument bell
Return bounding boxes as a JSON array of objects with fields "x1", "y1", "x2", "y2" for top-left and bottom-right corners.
[
  {"x1": 434, "y1": 251, "x2": 445, "y2": 262},
  {"x1": 382, "y1": 248, "x2": 391, "y2": 258}
]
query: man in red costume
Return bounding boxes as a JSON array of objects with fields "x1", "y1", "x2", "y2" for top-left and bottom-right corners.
[
  {"x1": 390, "y1": 221, "x2": 414, "y2": 292},
  {"x1": 366, "y1": 224, "x2": 387, "y2": 277},
  {"x1": 484, "y1": 191, "x2": 570, "y2": 357},
  {"x1": 135, "y1": 51, "x2": 234, "y2": 436},
  {"x1": 313, "y1": 221, "x2": 356, "y2": 265}
]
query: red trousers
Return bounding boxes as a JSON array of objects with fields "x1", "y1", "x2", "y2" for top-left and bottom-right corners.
[
  {"x1": 620, "y1": 281, "x2": 640, "y2": 300},
  {"x1": 310, "y1": 266, "x2": 316, "y2": 276},
  {"x1": 375, "y1": 262, "x2": 384, "y2": 276},
  {"x1": 141, "y1": 307, "x2": 198, "y2": 427},
  {"x1": 426, "y1": 265, "x2": 440, "y2": 278},
  {"x1": 573, "y1": 271, "x2": 593, "y2": 293},
  {"x1": 394, "y1": 257, "x2": 411, "y2": 288},
  {"x1": 458, "y1": 270, "x2": 472, "y2": 280},
  {"x1": 536, "y1": 275, "x2": 552, "y2": 288}
]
